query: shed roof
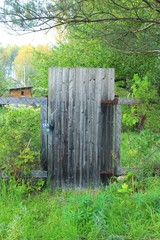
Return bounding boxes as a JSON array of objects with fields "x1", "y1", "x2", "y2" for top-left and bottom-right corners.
[{"x1": 9, "y1": 86, "x2": 32, "y2": 91}]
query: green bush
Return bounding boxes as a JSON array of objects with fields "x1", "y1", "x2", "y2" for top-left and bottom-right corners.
[
  {"x1": 121, "y1": 74, "x2": 160, "y2": 170},
  {"x1": 122, "y1": 74, "x2": 160, "y2": 132},
  {"x1": 0, "y1": 105, "x2": 44, "y2": 194}
]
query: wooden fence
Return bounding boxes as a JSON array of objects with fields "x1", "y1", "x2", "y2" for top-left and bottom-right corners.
[
  {"x1": 0, "y1": 97, "x2": 48, "y2": 175},
  {"x1": 102, "y1": 97, "x2": 139, "y2": 176},
  {"x1": 0, "y1": 71, "x2": 138, "y2": 184}
]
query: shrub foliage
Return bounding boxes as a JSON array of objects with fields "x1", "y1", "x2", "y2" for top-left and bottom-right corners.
[{"x1": 0, "y1": 105, "x2": 44, "y2": 193}]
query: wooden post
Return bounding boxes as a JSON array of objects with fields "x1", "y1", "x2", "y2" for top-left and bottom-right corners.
[
  {"x1": 113, "y1": 104, "x2": 121, "y2": 175},
  {"x1": 40, "y1": 102, "x2": 48, "y2": 170}
]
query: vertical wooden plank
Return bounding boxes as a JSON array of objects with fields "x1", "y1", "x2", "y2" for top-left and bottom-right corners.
[
  {"x1": 82, "y1": 69, "x2": 88, "y2": 188},
  {"x1": 91, "y1": 100, "x2": 96, "y2": 186},
  {"x1": 95, "y1": 69, "x2": 102, "y2": 186},
  {"x1": 68, "y1": 68, "x2": 76, "y2": 188},
  {"x1": 107, "y1": 104, "x2": 113, "y2": 170},
  {"x1": 48, "y1": 68, "x2": 56, "y2": 188},
  {"x1": 110, "y1": 104, "x2": 114, "y2": 170},
  {"x1": 101, "y1": 68, "x2": 114, "y2": 101},
  {"x1": 80, "y1": 68, "x2": 87, "y2": 187},
  {"x1": 68, "y1": 99, "x2": 74, "y2": 187},
  {"x1": 61, "y1": 68, "x2": 69, "y2": 187},
  {"x1": 100, "y1": 68, "x2": 114, "y2": 184},
  {"x1": 88, "y1": 69, "x2": 95, "y2": 187},
  {"x1": 60, "y1": 101, "x2": 64, "y2": 188},
  {"x1": 107, "y1": 68, "x2": 115, "y2": 100},
  {"x1": 74, "y1": 101, "x2": 81, "y2": 187},
  {"x1": 52, "y1": 68, "x2": 58, "y2": 188},
  {"x1": 82, "y1": 68, "x2": 89, "y2": 187},
  {"x1": 82, "y1": 101, "x2": 87, "y2": 187},
  {"x1": 101, "y1": 105, "x2": 106, "y2": 172},
  {"x1": 56, "y1": 68, "x2": 63, "y2": 188},
  {"x1": 40, "y1": 101, "x2": 48, "y2": 170},
  {"x1": 75, "y1": 68, "x2": 81, "y2": 187},
  {"x1": 114, "y1": 104, "x2": 121, "y2": 175}
]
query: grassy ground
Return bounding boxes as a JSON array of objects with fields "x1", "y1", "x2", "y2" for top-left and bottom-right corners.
[{"x1": 1, "y1": 176, "x2": 160, "y2": 239}]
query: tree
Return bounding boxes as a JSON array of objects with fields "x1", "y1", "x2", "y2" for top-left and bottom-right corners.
[
  {"x1": 13, "y1": 45, "x2": 36, "y2": 86},
  {"x1": 0, "y1": 44, "x2": 19, "y2": 95},
  {"x1": 31, "y1": 37, "x2": 160, "y2": 98},
  {"x1": 31, "y1": 44, "x2": 50, "y2": 96},
  {"x1": 0, "y1": 0, "x2": 159, "y2": 53}
]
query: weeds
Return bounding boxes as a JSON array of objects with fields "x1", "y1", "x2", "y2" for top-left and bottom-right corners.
[
  {"x1": 1, "y1": 176, "x2": 160, "y2": 239},
  {"x1": 0, "y1": 105, "x2": 45, "y2": 195}
]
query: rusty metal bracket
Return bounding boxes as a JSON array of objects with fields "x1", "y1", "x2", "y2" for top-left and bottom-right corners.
[
  {"x1": 101, "y1": 98, "x2": 139, "y2": 106},
  {"x1": 100, "y1": 170, "x2": 114, "y2": 176},
  {"x1": 101, "y1": 98, "x2": 119, "y2": 105}
]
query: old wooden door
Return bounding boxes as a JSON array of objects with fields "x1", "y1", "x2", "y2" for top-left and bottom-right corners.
[{"x1": 48, "y1": 68, "x2": 114, "y2": 188}]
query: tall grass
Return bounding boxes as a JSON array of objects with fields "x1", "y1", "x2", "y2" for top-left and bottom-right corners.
[{"x1": 1, "y1": 176, "x2": 160, "y2": 239}]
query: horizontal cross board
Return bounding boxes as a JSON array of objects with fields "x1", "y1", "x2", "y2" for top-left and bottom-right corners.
[
  {"x1": 0, "y1": 97, "x2": 47, "y2": 105},
  {"x1": 101, "y1": 98, "x2": 139, "y2": 105}
]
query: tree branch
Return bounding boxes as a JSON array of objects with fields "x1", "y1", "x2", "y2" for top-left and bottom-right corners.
[
  {"x1": 133, "y1": 23, "x2": 157, "y2": 33},
  {"x1": 115, "y1": 49, "x2": 160, "y2": 54},
  {"x1": 142, "y1": 0, "x2": 160, "y2": 13},
  {"x1": 0, "y1": 0, "x2": 159, "y2": 53}
]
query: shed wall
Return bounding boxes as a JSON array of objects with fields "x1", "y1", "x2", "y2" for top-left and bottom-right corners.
[{"x1": 10, "y1": 89, "x2": 32, "y2": 97}]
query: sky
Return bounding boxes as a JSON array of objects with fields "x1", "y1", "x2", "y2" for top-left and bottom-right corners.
[
  {"x1": 0, "y1": 0, "x2": 57, "y2": 47},
  {"x1": 0, "y1": 24, "x2": 56, "y2": 47}
]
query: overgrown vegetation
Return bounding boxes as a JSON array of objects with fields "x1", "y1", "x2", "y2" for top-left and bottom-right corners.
[
  {"x1": 1, "y1": 176, "x2": 160, "y2": 239},
  {"x1": 0, "y1": 105, "x2": 44, "y2": 194},
  {"x1": 121, "y1": 74, "x2": 160, "y2": 171},
  {"x1": 0, "y1": 102, "x2": 159, "y2": 239}
]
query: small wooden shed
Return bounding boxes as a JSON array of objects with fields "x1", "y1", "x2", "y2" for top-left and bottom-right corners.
[{"x1": 9, "y1": 86, "x2": 32, "y2": 98}]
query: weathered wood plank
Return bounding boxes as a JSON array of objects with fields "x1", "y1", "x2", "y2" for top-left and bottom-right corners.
[
  {"x1": 40, "y1": 104, "x2": 48, "y2": 170},
  {"x1": 101, "y1": 68, "x2": 114, "y2": 101},
  {"x1": 114, "y1": 104, "x2": 121, "y2": 174},
  {"x1": 48, "y1": 68, "x2": 56, "y2": 188},
  {"x1": 0, "y1": 170, "x2": 48, "y2": 179},
  {"x1": 118, "y1": 98, "x2": 138, "y2": 105},
  {"x1": 0, "y1": 97, "x2": 47, "y2": 105},
  {"x1": 101, "y1": 98, "x2": 138, "y2": 105}
]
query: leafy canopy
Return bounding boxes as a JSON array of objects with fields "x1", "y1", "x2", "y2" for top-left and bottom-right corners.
[{"x1": 0, "y1": 0, "x2": 160, "y2": 52}]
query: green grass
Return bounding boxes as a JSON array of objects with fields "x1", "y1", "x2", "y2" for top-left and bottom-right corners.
[{"x1": 1, "y1": 177, "x2": 160, "y2": 239}]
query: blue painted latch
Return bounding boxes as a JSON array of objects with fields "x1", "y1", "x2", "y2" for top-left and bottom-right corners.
[{"x1": 42, "y1": 120, "x2": 50, "y2": 135}]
